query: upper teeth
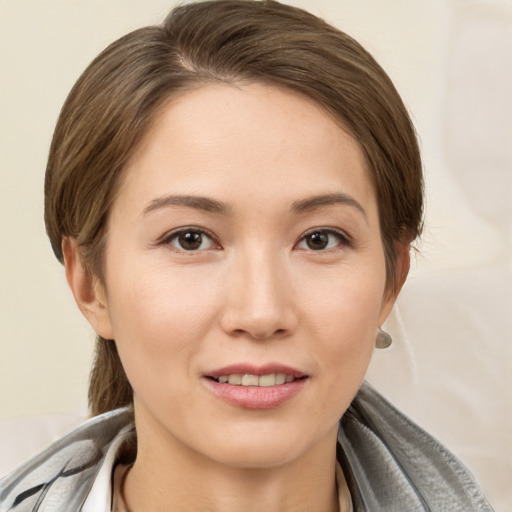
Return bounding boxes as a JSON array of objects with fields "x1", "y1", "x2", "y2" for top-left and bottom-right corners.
[{"x1": 217, "y1": 373, "x2": 295, "y2": 386}]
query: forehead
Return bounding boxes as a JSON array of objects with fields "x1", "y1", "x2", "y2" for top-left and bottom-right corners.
[{"x1": 117, "y1": 82, "x2": 376, "y2": 217}]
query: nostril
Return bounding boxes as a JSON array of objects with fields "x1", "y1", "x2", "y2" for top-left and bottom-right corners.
[
  {"x1": 253, "y1": 328, "x2": 287, "y2": 340},
  {"x1": 228, "y1": 328, "x2": 288, "y2": 340}
]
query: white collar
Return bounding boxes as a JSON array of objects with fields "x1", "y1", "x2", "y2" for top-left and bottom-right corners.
[{"x1": 82, "y1": 425, "x2": 133, "y2": 512}]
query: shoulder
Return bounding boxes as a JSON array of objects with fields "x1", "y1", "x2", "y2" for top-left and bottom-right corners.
[
  {"x1": 0, "y1": 408, "x2": 133, "y2": 512},
  {"x1": 338, "y1": 381, "x2": 494, "y2": 511}
]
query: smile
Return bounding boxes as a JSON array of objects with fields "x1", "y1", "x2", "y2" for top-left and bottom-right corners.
[
  {"x1": 215, "y1": 373, "x2": 296, "y2": 386},
  {"x1": 204, "y1": 364, "x2": 308, "y2": 409}
]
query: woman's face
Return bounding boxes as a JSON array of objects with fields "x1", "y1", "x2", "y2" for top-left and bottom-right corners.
[{"x1": 93, "y1": 83, "x2": 399, "y2": 468}]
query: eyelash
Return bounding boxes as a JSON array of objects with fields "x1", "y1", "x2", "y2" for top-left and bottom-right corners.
[
  {"x1": 295, "y1": 228, "x2": 351, "y2": 251},
  {"x1": 158, "y1": 227, "x2": 351, "y2": 252},
  {"x1": 159, "y1": 227, "x2": 220, "y2": 252}
]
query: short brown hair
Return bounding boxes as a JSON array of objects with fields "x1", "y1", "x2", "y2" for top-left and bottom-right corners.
[{"x1": 44, "y1": 0, "x2": 423, "y2": 416}]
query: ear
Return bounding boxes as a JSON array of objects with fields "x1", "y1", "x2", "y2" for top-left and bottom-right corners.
[
  {"x1": 378, "y1": 242, "x2": 410, "y2": 325},
  {"x1": 62, "y1": 237, "x2": 115, "y2": 340}
]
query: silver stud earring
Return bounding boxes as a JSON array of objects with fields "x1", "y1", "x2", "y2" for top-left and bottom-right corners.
[{"x1": 375, "y1": 328, "x2": 392, "y2": 349}]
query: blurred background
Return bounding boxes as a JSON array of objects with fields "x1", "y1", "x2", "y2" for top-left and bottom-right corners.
[{"x1": 0, "y1": 0, "x2": 510, "y2": 509}]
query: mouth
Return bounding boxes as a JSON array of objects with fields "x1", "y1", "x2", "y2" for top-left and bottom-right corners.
[
  {"x1": 209, "y1": 373, "x2": 302, "y2": 386},
  {"x1": 203, "y1": 364, "x2": 309, "y2": 409}
]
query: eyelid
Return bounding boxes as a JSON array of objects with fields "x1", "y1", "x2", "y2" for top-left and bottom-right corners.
[
  {"x1": 158, "y1": 226, "x2": 221, "y2": 250},
  {"x1": 295, "y1": 227, "x2": 352, "y2": 250}
]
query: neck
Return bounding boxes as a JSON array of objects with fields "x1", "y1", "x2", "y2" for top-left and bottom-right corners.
[{"x1": 123, "y1": 421, "x2": 344, "y2": 512}]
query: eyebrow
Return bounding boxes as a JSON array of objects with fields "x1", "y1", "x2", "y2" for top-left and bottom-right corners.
[
  {"x1": 142, "y1": 194, "x2": 232, "y2": 216},
  {"x1": 142, "y1": 192, "x2": 367, "y2": 220},
  {"x1": 291, "y1": 193, "x2": 367, "y2": 220}
]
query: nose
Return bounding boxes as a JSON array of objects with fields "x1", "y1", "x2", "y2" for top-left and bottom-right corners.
[{"x1": 219, "y1": 248, "x2": 298, "y2": 340}]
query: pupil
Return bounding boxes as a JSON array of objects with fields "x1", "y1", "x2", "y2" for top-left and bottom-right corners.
[
  {"x1": 179, "y1": 231, "x2": 202, "y2": 250},
  {"x1": 307, "y1": 232, "x2": 328, "y2": 250}
]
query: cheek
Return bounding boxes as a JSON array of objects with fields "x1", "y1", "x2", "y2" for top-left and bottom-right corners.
[
  {"x1": 103, "y1": 258, "x2": 223, "y2": 384},
  {"x1": 298, "y1": 262, "x2": 385, "y2": 399},
  {"x1": 312, "y1": 286, "x2": 379, "y2": 379},
  {"x1": 299, "y1": 260, "x2": 385, "y2": 340}
]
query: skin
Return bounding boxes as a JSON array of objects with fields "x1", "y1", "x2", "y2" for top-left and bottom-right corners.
[{"x1": 65, "y1": 83, "x2": 408, "y2": 512}]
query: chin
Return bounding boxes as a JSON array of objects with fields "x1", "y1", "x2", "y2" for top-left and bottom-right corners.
[
  {"x1": 207, "y1": 441, "x2": 303, "y2": 469},
  {"x1": 192, "y1": 421, "x2": 331, "y2": 470}
]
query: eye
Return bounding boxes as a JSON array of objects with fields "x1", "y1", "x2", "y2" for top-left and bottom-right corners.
[
  {"x1": 164, "y1": 228, "x2": 217, "y2": 251},
  {"x1": 296, "y1": 229, "x2": 348, "y2": 251}
]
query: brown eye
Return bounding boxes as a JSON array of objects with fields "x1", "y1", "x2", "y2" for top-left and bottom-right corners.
[
  {"x1": 297, "y1": 229, "x2": 348, "y2": 251},
  {"x1": 178, "y1": 231, "x2": 203, "y2": 250},
  {"x1": 305, "y1": 232, "x2": 329, "y2": 250},
  {"x1": 166, "y1": 229, "x2": 216, "y2": 251}
]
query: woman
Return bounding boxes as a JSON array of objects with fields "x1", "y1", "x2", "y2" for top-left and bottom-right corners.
[{"x1": 0, "y1": 1, "x2": 493, "y2": 510}]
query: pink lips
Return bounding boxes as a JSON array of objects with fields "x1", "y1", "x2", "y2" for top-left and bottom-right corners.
[
  {"x1": 207, "y1": 363, "x2": 306, "y2": 380},
  {"x1": 203, "y1": 363, "x2": 308, "y2": 410}
]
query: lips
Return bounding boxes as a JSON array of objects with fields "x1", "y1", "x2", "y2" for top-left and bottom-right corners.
[
  {"x1": 203, "y1": 364, "x2": 308, "y2": 409},
  {"x1": 216, "y1": 373, "x2": 296, "y2": 386},
  {"x1": 206, "y1": 363, "x2": 306, "y2": 380}
]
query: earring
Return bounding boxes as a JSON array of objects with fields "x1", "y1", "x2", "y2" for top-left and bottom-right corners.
[{"x1": 376, "y1": 328, "x2": 392, "y2": 349}]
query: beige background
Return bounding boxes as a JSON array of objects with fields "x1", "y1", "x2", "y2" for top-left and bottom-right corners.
[{"x1": 1, "y1": 0, "x2": 511, "y2": 509}]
